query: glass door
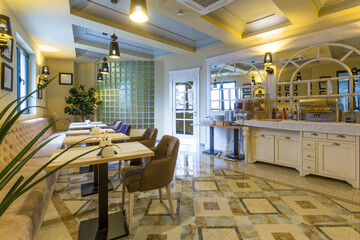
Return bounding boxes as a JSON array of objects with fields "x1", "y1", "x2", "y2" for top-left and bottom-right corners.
[{"x1": 173, "y1": 78, "x2": 198, "y2": 145}]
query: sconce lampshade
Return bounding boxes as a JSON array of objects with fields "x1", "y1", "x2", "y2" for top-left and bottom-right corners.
[
  {"x1": 129, "y1": 0, "x2": 149, "y2": 23},
  {"x1": 109, "y1": 34, "x2": 120, "y2": 59},
  {"x1": 352, "y1": 67, "x2": 358, "y2": 83},
  {"x1": 41, "y1": 66, "x2": 50, "y2": 76},
  {"x1": 0, "y1": 15, "x2": 12, "y2": 39},
  {"x1": 97, "y1": 69, "x2": 103, "y2": 82},
  {"x1": 212, "y1": 79, "x2": 217, "y2": 88},
  {"x1": 296, "y1": 72, "x2": 302, "y2": 81},
  {"x1": 263, "y1": 52, "x2": 273, "y2": 65},
  {"x1": 101, "y1": 57, "x2": 109, "y2": 74}
]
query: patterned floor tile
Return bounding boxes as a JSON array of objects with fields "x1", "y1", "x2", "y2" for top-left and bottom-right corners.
[
  {"x1": 198, "y1": 226, "x2": 242, "y2": 240},
  {"x1": 254, "y1": 224, "x2": 308, "y2": 240},
  {"x1": 317, "y1": 225, "x2": 360, "y2": 240},
  {"x1": 240, "y1": 197, "x2": 281, "y2": 215},
  {"x1": 281, "y1": 196, "x2": 335, "y2": 215},
  {"x1": 227, "y1": 179, "x2": 262, "y2": 192},
  {"x1": 194, "y1": 181, "x2": 220, "y2": 191},
  {"x1": 145, "y1": 199, "x2": 180, "y2": 216},
  {"x1": 193, "y1": 197, "x2": 233, "y2": 217},
  {"x1": 132, "y1": 226, "x2": 181, "y2": 240}
]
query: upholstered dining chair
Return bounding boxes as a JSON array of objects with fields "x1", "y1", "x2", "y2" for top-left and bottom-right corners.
[
  {"x1": 108, "y1": 120, "x2": 119, "y2": 128},
  {"x1": 121, "y1": 135, "x2": 180, "y2": 234},
  {"x1": 117, "y1": 127, "x2": 158, "y2": 177},
  {"x1": 117, "y1": 124, "x2": 131, "y2": 136},
  {"x1": 111, "y1": 120, "x2": 123, "y2": 131}
]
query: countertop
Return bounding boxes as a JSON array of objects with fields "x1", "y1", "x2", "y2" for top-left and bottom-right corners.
[{"x1": 235, "y1": 119, "x2": 360, "y2": 136}]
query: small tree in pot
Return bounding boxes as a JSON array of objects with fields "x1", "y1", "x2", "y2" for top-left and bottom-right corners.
[{"x1": 64, "y1": 85, "x2": 102, "y2": 121}]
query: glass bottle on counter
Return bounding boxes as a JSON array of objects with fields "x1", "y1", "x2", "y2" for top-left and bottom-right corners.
[
  {"x1": 282, "y1": 108, "x2": 286, "y2": 119},
  {"x1": 272, "y1": 108, "x2": 276, "y2": 119}
]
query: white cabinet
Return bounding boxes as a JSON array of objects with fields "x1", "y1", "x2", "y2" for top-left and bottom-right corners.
[
  {"x1": 275, "y1": 136, "x2": 299, "y2": 167},
  {"x1": 252, "y1": 133, "x2": 274, "y2": 163},
  {"x1": 318, "y1": 141, "x2": 356, "y2": 180}
]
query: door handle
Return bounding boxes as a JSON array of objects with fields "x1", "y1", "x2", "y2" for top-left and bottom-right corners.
[
  {"x1": 332, "y1": 143, "x2": 340, "y2": 146},
  {"x1": 311, "y1": 133, "x2": 318, "y2": 136},
  {"x1": 285, "y1": 137, "x2": 291, "y2": 139},
  {"x1": 337, "y1": 135, "x2": 345, "y2": 138},
  {"x1": 260, "y1": 134, "x2": 265, "y2": 137}
]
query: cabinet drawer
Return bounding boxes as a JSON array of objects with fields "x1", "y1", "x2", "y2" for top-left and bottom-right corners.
[
  {"x1": 303, "y1": 139, "x2": 316, "y2": 150},
  {"x1": 327, "y1": 134, "x2": 356, "y2": 142},
  {"x1": 303, "y1": 161, "x2": 316, "y2": 172},
  {"x1": 303, "y1": 150, "x2": 316, "y2": 161},
  {"x1": 303, "y1": 132, "x2": 327, "y2": 139}
]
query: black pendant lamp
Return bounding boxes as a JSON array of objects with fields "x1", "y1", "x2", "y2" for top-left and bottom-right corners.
[
  {"x1": 97, "y1": 69, "x2": 103, "y2": 82},
  {"x1": 101, "y1": 57, "x2": 109, "y2": 74},
  {"x1": 109, "y1": 34, "x2": 120, "y2": 59}
]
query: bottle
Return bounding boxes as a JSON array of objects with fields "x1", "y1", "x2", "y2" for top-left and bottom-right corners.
[
  {"x1": 282, "y1": 108, "x2": 286, "y2": 119},
  {"x1": 293, "y1": 110, "x2": 297, "y2": 120},
  {"x1": 272, "y1": 108, "x2": 276, "y2": 119}
]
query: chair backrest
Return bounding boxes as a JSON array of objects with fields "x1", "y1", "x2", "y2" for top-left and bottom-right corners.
[
  {"x1": 139, "y1": 135, "x2": 180, "y2": 191},
  {"x1": 118, "y1": 124, "x2": 132, "y2": 136},
  {"x1": 112, "y1": 120, "x2": 122, "y2": 130},
  {"x1": 140, "y1": 127, "x2": 158, "y2": 147}
]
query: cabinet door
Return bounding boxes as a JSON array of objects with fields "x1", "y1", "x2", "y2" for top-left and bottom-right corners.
[
  {"x1": 318, "y1": 141, "x2": 356, "y2": 180},
  {"x1": 275, "y1": 136, "x2": 299, "y2": 167},
  {"x1": 252, "y1": 133, "x2": 274, "y2": 163}
]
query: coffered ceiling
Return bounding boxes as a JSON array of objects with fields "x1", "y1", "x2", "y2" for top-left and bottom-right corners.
[{"x1": 4, "y1": 0, "x2": 360, "y2": 62}]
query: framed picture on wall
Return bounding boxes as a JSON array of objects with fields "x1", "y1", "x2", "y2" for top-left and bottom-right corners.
[
  {"x1": 59, "y1": 73, "x2": 73, "y2": 85},
  {"x1": 319, "y1": 81, "x2": 327, "y2": 89},
  {"x1": 37, "y1": 84, "x2": 43, "y2": 99},
  {"x1": 1, "y1": 38, "x2": 13, "y2": 63},
  {"x1": 1, "y1": 62, "x2": 13, "y2": 92},
  {"x1": 243, "y1": 87, "x2": 251, "y2": 93},
  {"x1": 243, "y1": 94, "x2": 251, "y2": 99}
]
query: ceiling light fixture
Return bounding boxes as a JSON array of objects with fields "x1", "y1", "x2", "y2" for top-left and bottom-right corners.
[
  {"x1": 129, "y1": 0, "x2": 149, "y2": 23},
  {"x1": 109, "y1": 33, "x2": 120, "y2": 59},
  {"x1": 0, "y1": 15, "x2": 12, "y2": 54},
  {"x1": 101, "y1": 57, "x2": 109, "y2": 74}
]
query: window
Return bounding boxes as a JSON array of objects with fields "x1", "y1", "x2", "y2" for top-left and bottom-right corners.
[
  {"x1": 211, "y1": 81, "x2": 236, "y2": 111},
  {"x1": 17, "y1": 45, "x2": 29, "y2": 113}
]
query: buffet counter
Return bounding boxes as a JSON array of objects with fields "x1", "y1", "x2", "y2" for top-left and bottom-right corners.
[{"x1": 232, "y1": 119, "x2": 360, "y2": 189}]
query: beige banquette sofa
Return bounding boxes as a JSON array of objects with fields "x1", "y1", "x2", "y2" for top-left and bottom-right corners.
[{"x1": 0, "y1": 117, "x2": 65, "y2": 240}]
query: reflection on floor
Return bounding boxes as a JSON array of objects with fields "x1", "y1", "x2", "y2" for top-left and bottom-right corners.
[{"x1": 38, "y1": 145, "x2": 360, "y2": 240}]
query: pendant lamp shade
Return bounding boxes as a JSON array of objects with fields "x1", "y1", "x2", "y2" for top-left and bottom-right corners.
[
  {"x1": 0, "y1": 15, "x2": 12, "y2": 39},
  {"x1": 101, "y1": 57, "x2": 109, "y2": 74},
  {"x1": 41, "y1": 66, "x2": 50, "y2": 76},
  {"x1": 263, "y1": 52, "x2": 273, "y2": 65},
  {"x1": 109, "y1": 34, "x2": 120, "y2": 59},
  {"x1": 129, "y1": 0, "x2": 149, "y2": 23},
  {"x1": 97, "y1": 69, "x2": 103, "y2": 82}
]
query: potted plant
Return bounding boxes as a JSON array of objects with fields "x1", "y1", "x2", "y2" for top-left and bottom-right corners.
[
  {"x1": 64, "y1": 85, "x2": 102, "y2": 121},
  {"x1": 0, "y1": 78, "x2": 100, "y2": 216}
]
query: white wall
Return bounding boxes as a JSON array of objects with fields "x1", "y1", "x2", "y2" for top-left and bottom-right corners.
[{"x1": 0, "y1": 0, "x2": 46, "y2": 124}]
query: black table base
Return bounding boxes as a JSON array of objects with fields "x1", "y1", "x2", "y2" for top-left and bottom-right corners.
[
  {"x1": 79, "y1": 211, "x2": 128, "y2": 240},
  {"x1": 81, "y1": 180, "x2": 114, "y2": 197},
  {"x1": 225, "y1": 153, "x2": 245, "y2": 160},
  {"x1": 202, "y1": 149, "x2": 222, "y2": 155}
]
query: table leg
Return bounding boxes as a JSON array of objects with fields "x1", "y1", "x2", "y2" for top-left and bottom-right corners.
[
  {"x1": 79, "y1": 163, "x2": 129, "y2": 240},
  {"x1": 81, "y1": 164, "x2": 114, "y2": 197},
  {"x1": 225, "y1": 128, "x2": 245, "y2": 160},
  {"x1": 202, "y1": 126, "x2": 221, "y2": 155}
]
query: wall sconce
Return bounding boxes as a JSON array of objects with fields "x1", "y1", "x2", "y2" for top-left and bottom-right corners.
[
  {"x1": 263, "y1": 52, "x2": 274, "y2": 74},
  {"x1": 0, "y1": 15, "x2": 13, "y2": 54},
  {"x1": 97, "y1": 69, "x2": 103, "y2": 82},
  {"x1": 351, "y1": 67, "x2": 358, "y2": 83},
  {"x1": 38, "y1": 66, "x2": 50, "y2": 84},
  {"x1": 296, "y1": 72, "x2": 302, "y2": 81},
  {"x1": 129, "y1": 0, "x2": 149, "y2": 23},
  {"x1": 101, "y1": 57, "x2": 109, "y2": 74},
  {"x1": 212, "y1": 78, "x2": 217, "y2": 88}
]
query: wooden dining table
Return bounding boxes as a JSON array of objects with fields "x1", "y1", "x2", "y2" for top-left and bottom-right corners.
[
  {"x1": 66, "y1": 129, "x2": 116, "y2": 136},
  {"x1": 45, "y1": 142, "x2": 154, "y2": 240},
  {"x1": 62, "y1": 132, "x2": 129, "y2": 145},
  {"x1": 68, "y1": 123, "x2": 108, "y2": 130}
]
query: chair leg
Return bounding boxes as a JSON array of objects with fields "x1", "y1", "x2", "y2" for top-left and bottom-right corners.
[
  {"x1": 121, "y1": 181, "x2": 126, "y2": 211},
  {"x1": 159, "y1": 188, "x2": 163, "y2": 203},
  {"x1": 129, "y1": 193, "x2": 134, "y2": 234},
  {"x1": 165, "y1": 184, "x2": 175, "y2": 220},
  {"x1": 118, "y1": 161, "x2": 121, "y2": 178}
]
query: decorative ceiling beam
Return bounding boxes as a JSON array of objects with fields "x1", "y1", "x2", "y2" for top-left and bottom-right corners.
[
  {"x1": 74, "y1": 38, "x2": 154, "y2": 60},
  {"x1": 70, "y1": 7, "x2": 195, "y2": 54}
]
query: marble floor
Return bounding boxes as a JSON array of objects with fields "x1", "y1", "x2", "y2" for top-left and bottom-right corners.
[{"x1": 38, "y1": 145, "x2": 360, "y2": 240}]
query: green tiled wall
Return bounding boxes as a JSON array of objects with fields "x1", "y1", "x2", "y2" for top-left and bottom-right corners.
[{"x1": 97, "y1": 61, "x2": 155, "y2": 129}]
